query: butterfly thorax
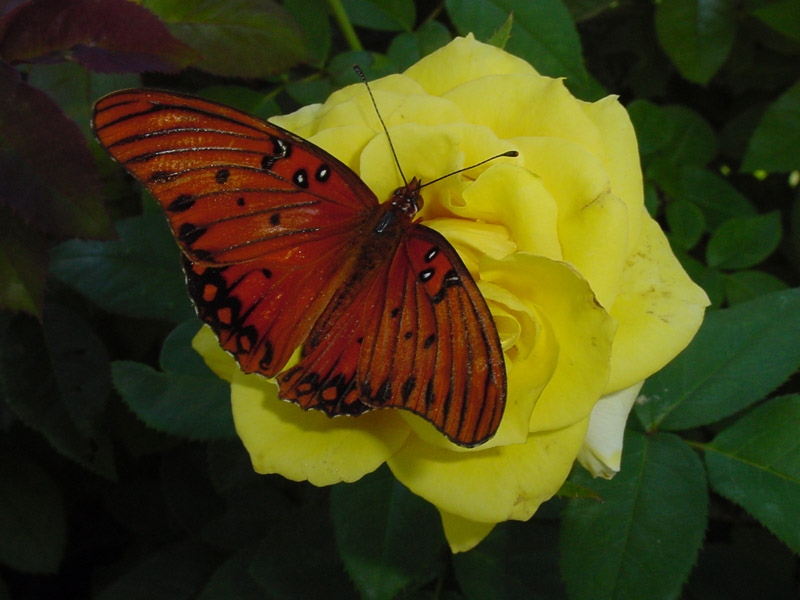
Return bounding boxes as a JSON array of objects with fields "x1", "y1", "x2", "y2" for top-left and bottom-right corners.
[
  {"x1": 303, "y1": 178, "x2": 423, "y2": 354},
  {"x1": 371, "y1": 177, "x2": 423, "y2": 235}
]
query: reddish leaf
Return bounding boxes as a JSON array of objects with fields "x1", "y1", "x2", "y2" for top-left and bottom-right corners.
[
  {"x1": 0, "y1": 0, "x2": 197, "y2": 73},
  {"x1": 143, "y1": 0, "x2": 312, "y2": 77},
  {"x1": 0, "y1": 62, "x2": 113, "y2": 239},
  {"x1": 0, "y1": 206, "x2": 47, "y2": 317}
]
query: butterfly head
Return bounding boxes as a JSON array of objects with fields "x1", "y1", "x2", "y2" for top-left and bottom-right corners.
[{"x1": 389, "y1": 176, "x2": 423, "y2": 218}]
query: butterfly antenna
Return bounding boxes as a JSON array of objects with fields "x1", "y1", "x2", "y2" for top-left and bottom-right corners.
[
  {"x1": 419, "y1": 150, "x2": 519, "y2": 189},
  {"x1": 353, "y1": 64, "x2": 408, "y2": 186}
]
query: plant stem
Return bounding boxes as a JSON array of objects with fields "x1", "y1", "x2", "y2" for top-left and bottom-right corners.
[{"x1": 327, "y1": 0, "x2": 363, "y2": 51}]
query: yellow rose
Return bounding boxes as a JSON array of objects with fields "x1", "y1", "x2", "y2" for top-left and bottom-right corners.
[{"x1": 194, "y1": 34, "x2": 709, "y2": 551}]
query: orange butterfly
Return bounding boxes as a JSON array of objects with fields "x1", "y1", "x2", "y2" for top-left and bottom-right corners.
[{"x1": 92, "y1": 89, "x2": 507, "y2": 447}]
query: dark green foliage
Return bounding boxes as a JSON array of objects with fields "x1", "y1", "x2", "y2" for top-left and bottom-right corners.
[{"x1": 0, "y1": 1, "x2": 798, "y2": 598}]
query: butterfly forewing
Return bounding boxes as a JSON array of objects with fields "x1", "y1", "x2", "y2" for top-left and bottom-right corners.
[
  {"x1": 92, "y1": 89, "x2": 373, "y2": 264},
  {"x1": 92, "y1": 89, "x2": 377, "y2": 377}
]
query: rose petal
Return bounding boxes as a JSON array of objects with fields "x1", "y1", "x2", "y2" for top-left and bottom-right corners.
[
  {"x1": 359, "y1": 123, "x2": 463, "y2": 201},
  {"x1": 405, "y1": 33, "x2": 537, "y2": 96},
  {"x1": 388, "y1": 417, "x2": 589, "y2": 523},
  {"x1": 324, "y1": 73, "x2": 426, "y2": 106},
  {"x1": 579, "y1": 96, "x2": 645, "y2": 253},
  {"x1": 308, "y1": 125, "x2": 378, "y2": 174},
  {"x1": 444, "y1": 75, "x2": 605, "y2": 159},
  {"x1": 577, "y1": 381, "x2": 643, "y2": 478},
  {"x1": 269, "y1": 102, "x2": 324, "y2": 138},
  {"x1": 511, "y1": 136, "x2": 627, "y2": 309},
  {"x1": 481, "y1": 254, "x2": 616, "y2": 432},
  {"x1": 439, "y1": 510, "x2": 496, "y2": 553},
  {"x1": 455, "y1": 164, "x2": 562, "y2": 259},
  {"x1": 231, "y1": 369, "x2": 409, "y2": 485},
  {"x1": 319, "y1": 89, "x2": 465, "y2": 135},
  {"x1": 192, "y1": 325, "x2": 238, "y2": 382},
  {"x1": 606, "y1": 214, "x2": 709, "y2": 392},
  {"x1": 424, "y1": 218, "x2": 515, "y2": 275}
]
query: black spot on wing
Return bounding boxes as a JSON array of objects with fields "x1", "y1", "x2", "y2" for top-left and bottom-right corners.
[
  {"x1": 215, "y1": 168, "x2": 230, "y2": 184},
  {"x1": 401, "y1": 376, "x2": 416, "y2": 403},
  {"x1": 178, "y1": 222, "x2": 206, "y2": 245},
  {"x1": 150, "y1": 170, "x2": 177, "y2": 183},
  {"x1": 315, "y1": 164, "x2": 330, "y2": 182},
  {"x1": 168, "y1": 194, "x2": 195, "y2": 212},
  {"x1": 292, "y1": 169, "x2": 309, "y2": 188}
]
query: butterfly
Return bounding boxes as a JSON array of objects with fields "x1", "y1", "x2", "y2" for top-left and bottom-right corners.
[{"x1": 91, "y1": 88, "x2": 508, "y2": 447}]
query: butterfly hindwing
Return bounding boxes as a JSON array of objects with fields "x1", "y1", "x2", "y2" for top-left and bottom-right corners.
[
  {"x1": 278, "y1": 223, "x2": 506, "y2": 447},
  {"x1": 182, "y1": 245, "x2": 353, "y2": 377},
  {"x1": 364, "y1": 225, "x2": 506, "y2": 446}
]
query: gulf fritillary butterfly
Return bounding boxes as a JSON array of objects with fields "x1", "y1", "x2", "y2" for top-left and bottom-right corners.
[{"x1": 92, "y1": 87, "x2": 508, "y2": 447}]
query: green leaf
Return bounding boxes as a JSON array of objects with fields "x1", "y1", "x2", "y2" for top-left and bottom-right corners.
[
  {"x1": 706, "y1": 211, "x2": 782, "y2": 269},
  {"x1": 341, "y1": 0, "x2": 416, "y2": 31},
  {"x1": 446, "y1": 0, "x2": 606, "y2": 101},
  {"x1": 645, "y1": 109, "x2": 719, "y2": 197},
  {"x1": 724, "y1": 270, "x2": 788, "y2": 305},
  {"x1": 686, "y1": 528, "x2": 796, "y2": 599},
  {"x1": 676, "y1": 250, "x2": 726, "y2": 307},
  {"x1": 0, "y1": 206, "x2": 47, "y2": 317},
  {"x1": 160, "y1": 445, "x2": 224, "y2": 534},
  {"x1": 666, "y1": 199, "x2": 706, "y2": 249},
  {"x1": 671, "y1": 166, "x2": 756, "y2": 230},
  {"x1": 487, "y1": 12, "x2": 514, "y2": 48},
  {"x1": 197, "y1": 544, "x2": 264, "y2": 600},
  {"x1": 331, "y1": 466, "x2": 445, "y2": 600},
  {"x1": 50, "y1": 213, "x2": 194, "y2": 323},
  {"x1": 562, "y1": 431, "x2": 707, "y2": 600},
  {"x1": 654, "y1": 105, "x2": 719, "y2": 167},
  {"x1": 636, "y1": 288, "x2": 800, "y2": 431},
  {"x1": 0, "y1": 306, "x2": 116, "y2": 478},
  {"x1": 741, "y1": 79, "x2": 800, "y2": 173},
  {"x1": 111, "y1": 321, "x2": 234, "y2": 440},
  {"x1": 328, "y1": 50, "x2": 399, "y2": 87},
  {"x1": 655, "y1": 0, "x2": 737, "y2": 84},
  {"x1": 628, "y1": 99, "x2": 674, "y2": 156},
  {"x1": 0, "y1": 453, "x2": 65, "y2": 573},
  {"x1": 386, "y1": 21, "x2": 452, "y2": 70},
  {"x1": 142, "y1": 0, "x2": 312, "y2": 77},
  {"x1": 705, "y1": 395, "x2": 800, "y2": 554},
  {"x1": 249, "y1": 500, "x2": 356, "y2": 598},
  {"x1": 285, "y1": 78, "x2": 335, "y2": 107},
  {"x1": 26, "y1": 62, "x2": 140, "y2": 140},
  {"x1": 751, "y1": 0, "x2": 800, "y2": 42},
  {"x1": 284, "y1": 0, "x2": 332, "y2": 66},
  {"x1": 195, "y1": 85, "x2": 281, "y2": 121},
  {"x1": 453, "y1": 520, "x2": 565, "y2": 599},
  {"x1": 97, "y1": 541, "x2": 220, "y2": 600},
  {"x1": 557, "y1": 479, "x2": 603, "y2": 501}
]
